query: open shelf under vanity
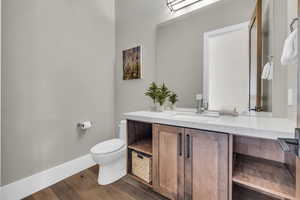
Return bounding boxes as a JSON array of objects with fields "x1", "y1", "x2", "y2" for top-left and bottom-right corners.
[
  {"x1": 127, "y1": 120, "x2": 153, "y2": 187},
  {"x1": 233, "y1": 184, "x2": 281, "y2": 200},
  {"x1": 232, "y1": 136, "x2": 297, "y2": 200},
  {"x1": 233, "y1": 154, "x2": 296, "y2": 200},
  {"x1": 128, "y1": 138, "x2": 152, "y2": 156}
]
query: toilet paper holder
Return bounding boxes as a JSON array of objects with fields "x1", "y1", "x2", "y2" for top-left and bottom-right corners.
[{"x1": 77, "y1": 121, "x2": 93, "y2": 130}]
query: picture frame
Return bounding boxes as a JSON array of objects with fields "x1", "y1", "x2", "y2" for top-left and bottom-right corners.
[{"x1": 122, "y1": 46, "x2": 142, "y2": 80}]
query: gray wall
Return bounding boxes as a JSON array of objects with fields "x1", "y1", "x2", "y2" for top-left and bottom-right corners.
[
  {"x1": 262, "y1": 0, "x2": 273, "y2": 112},
  {"x1": 2, "y1": 0, "x2": 115, "y2": 185},
  {"x1": 287, "y1": 0, "x2": 298, "y2": 120},
  {"x1": 272, "y1": 0, "x2": 288, "y2": 118},
  {"x1": 0, "y1": 0, "x2": 1, "y2": 187},
  {"x1": 156, "y1": 0, "x2": 256, "y2": 108},
  {"x1": 115, "y1": 0, "x2": 164, "y2": 123}
]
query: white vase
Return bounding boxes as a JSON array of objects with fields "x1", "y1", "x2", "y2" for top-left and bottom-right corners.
[
  {"x1": 156, "y1": 104, "x2": 164, "y2": 112},
  {"x1": 150, "y1": 104, "x2": 157, "y2": 112},
  {"x1": 170, "y1": 104, "x2": 176, "y2": 111}
]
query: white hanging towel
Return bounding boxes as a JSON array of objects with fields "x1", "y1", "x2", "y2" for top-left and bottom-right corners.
[
  {"x1": 261, "y1": 62, "x2": 272, "y2": 80},
  {"x1": 267, "y1": 62, "x2": 273, "y2": 80},
  {"x1": 281, "y1": 28, "x2": 298, "y2": 65}
]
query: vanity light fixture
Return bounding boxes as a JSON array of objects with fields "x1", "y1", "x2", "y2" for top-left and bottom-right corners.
[{"x1": 166, "y1": 0, "x2": 203, "y2": 12}]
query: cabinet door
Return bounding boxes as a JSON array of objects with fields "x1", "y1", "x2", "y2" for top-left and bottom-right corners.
[
  {"x1": 184, "y1": 129, "x2": 229, "y2": 200},
  {"x1": 153, "y1": 124, "x2": 185, "y2": 200}
]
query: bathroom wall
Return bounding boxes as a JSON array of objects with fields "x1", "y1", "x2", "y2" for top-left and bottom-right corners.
[
  {"x1": 262, "y1": 0, "x2": 273, "y2": 112},
  {"x1": 156, "y1": 0, "x2": 255, "y2": 108},
  {"x1": 0, "y1": 0, "x2": 1, "y2": 187},
  {"x1": 115, "y1": 0, "x2": 162, "y2": 124},
  {"x1": 271, "y1": 0, "x2": 289, "y2": 118},
  {"x1": 287, "y1": 0, "x2": 298, "y2": 120},
  {"x1": 2, "y1": 0, "x2": 115, "y2": 185}
]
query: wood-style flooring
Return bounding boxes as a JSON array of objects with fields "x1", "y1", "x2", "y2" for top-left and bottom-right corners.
[{"x1": 23, "y1": 165, "x2": 168, "y2": 200}]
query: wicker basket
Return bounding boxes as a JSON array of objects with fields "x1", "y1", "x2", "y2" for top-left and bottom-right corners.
[{"x1": 132, "y1": 151, "x2": 152, "y2": 183}]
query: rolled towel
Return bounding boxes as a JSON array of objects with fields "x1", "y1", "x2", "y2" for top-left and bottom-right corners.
[{"x1": 267, "y1": 62, "x2": 273, "y2": 80}]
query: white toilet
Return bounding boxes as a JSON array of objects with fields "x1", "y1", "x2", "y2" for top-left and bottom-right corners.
[{"x1": 90, "y1": 120, "x2": 127, "y2": 185}]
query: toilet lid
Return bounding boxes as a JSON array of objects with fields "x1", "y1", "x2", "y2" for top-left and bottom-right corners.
[{"x1": 91, "y1": 139, "x2": 125, "y2": 154}]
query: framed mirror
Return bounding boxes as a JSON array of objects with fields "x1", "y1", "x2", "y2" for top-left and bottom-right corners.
[{"x1": 156, "y1": 0, "x2": 298, "y2": 119}]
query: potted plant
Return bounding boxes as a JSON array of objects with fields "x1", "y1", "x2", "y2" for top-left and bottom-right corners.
[
  {"x1": 169, "y1": 92, "x2": 178, "y2": 110},
  {"x1": 156, "y1": 83, "x2": 170, "y2": 112},
  {"x1": 145, "y1": 82, "x2": 159, "y2": 111}
]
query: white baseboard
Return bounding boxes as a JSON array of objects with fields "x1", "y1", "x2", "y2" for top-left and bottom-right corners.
[{"x1": 1, "y1": 154, "x2": 96, "y2": 200}]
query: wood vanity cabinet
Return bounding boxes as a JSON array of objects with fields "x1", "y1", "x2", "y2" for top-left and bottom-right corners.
[{"x1": 153, "y1": 124, "x2": 229, "y2": 200}]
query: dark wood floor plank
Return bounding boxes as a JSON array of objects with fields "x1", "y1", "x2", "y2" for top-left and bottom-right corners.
[
  {"x1": 112, "y1": 179, "x2": 167, "y2": 200},
  {"x1": 24, "y1": 165, "x2": 167, "y2": 200},
  {"x1": 122, "y1": 176, "x2": 168, "y2": 200},
  {"x1": 89, "y1": 165, "x2": 99, "y2": 176},
  {"x1": 23, "y1": 196, "x2": 36, "y2": 200},
  {"x1": 32, "y1": 188, "x2": 60, "y2": 200},
  {"x1": 65, "y1": 169, "x2": 120, "y2": 200},
  {"x1": 51, "y1": 180, "x2": 82, "y2": 200},
  {"x1": 96, "y1": 185, "x2": 135, "y2": 200},
  {"x1": 86, "y1": 167, "x2": 135, "y2": 200}
]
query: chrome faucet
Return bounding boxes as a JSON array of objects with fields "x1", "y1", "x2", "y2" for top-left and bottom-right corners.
[
  {"x1": 203, "y1": 100, "x2": 209, "y2": 111},
  {"x1": 196, "y1": 94, "x2": 208, "y2": 114},
  {"x1": 196, "y1": 98, "x2": 203, "y2": 114}
]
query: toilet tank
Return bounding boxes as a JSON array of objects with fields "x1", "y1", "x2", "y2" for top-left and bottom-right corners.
[{"x1": 118, "y1": 120, "x2": 127, "y2": 144}]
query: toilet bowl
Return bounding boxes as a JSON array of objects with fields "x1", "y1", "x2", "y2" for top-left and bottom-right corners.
[{"x1": 90, "y1": 120, "x2": 127, "y2": 185}]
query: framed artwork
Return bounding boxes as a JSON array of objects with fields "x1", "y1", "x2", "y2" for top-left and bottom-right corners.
[{"x1": 123, "y1": 46, "x2": 142, "y2": 80}]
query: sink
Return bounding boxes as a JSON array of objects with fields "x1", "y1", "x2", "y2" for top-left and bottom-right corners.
[{"x1": 173, "y1": 111, "x2": 220, "y2": 120}]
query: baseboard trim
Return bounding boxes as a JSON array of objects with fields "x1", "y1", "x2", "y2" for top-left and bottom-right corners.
[{"x1": 1, "y1": 154, "x2": 96, "y2": 200}]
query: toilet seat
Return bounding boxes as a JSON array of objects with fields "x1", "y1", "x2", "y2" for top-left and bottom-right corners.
[{"x1": 91, "y1": 139, "x2": 125, "y2": 155}]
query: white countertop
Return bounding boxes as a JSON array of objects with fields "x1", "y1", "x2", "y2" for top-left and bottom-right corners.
[{"x1": 124, "y1": 110, "x2": 297, "y2": 140}]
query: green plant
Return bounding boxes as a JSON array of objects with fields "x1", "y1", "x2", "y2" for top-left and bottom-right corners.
[
  {"x1": 169, "y1": 92, "x2": 178, "y2": 105},
  {"x1": 156, "y1": 83, "x2": 171, "y2": 106},
  {"x1": 145, "y1": 82, "x2": 159, "y2": 103}
]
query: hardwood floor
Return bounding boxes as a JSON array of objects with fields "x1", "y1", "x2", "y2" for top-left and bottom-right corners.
[{"x1": 23, "y1": 165, "x2": 168, "y2": 200}]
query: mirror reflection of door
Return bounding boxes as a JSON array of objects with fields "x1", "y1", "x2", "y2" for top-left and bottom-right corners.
[{"x1": 203, "y1": 23, "x2": 249, "y2": 112}]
